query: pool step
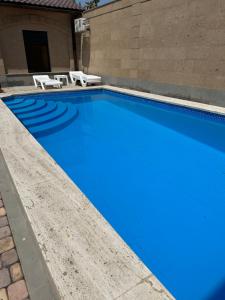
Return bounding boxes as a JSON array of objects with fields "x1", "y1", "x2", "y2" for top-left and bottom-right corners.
[
  {"x1": 23, "y1": 103, "x2": 68, "y2": 128},
  {"x1": 30, "y1": 107, "x2": 79, "y2": 137},
  {"x1": 6, "y1": 98, "x2": 78, "y2": 137},
  {"x1": 5, "y1": 98, "x2": 25, "y2": 106},
  {"x1": 9, "y1": 99, "x2": 37, "y2": 111},
  {"x1": 18, "y1": 101, "x2": 57, "y2": 121},
  {"x1": 13, "y1": 100, "x2": 47, "y2": 115}
]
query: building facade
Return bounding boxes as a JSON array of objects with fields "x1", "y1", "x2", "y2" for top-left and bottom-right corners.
[
  {"x1": 0, "y1": 0, "x2": 81, "y2": 86},
  {"x1": 81, "y1": 0, "x2": 225, "y2": 106}
]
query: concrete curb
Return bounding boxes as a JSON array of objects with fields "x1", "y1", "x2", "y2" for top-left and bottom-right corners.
[{"x1": 0, "y1": 150, "x2": 60, "y2": 300}]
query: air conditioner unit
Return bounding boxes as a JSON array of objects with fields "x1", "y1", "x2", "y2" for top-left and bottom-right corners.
[{"x1": 74, "y1": 18, "x2": 89, "y2": 33}]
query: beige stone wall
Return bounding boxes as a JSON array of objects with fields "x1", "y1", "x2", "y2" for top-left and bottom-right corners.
[
  {"x1": 82, "y1": 0, "x2": 225, "y2": 103},
  {"x1": 0, "y1": 6, "x2": 75, "y2": 74}
]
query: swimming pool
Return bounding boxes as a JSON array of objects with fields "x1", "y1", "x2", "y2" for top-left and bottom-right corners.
[{"x1": 4, "y1": 89, "x2": 225, "y2": 300}]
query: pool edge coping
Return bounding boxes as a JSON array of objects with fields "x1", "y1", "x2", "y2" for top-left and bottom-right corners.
[
  {"x1": 1, "y1": 84, "x2": 222, "y2": 299},
  {"x1": 2, "y1": 84, "x2": 225, "y2": 116}
]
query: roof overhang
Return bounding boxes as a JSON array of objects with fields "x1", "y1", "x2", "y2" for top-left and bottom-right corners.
[{"x1": 0, "y1": 1, "x2": 83, "y2": 15}]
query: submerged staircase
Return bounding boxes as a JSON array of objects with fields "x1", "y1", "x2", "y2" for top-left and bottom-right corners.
[{"x1": 5, "y1": 97, "x2": 78, "y2": 137}]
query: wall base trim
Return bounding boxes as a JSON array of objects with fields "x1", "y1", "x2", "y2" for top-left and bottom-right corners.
[
  {"x1": 0, "y1": 72, "x2": 70, "y2": 87},
  {"x1": 101, "y1": 76, "x2": 225, "y2": 108}
]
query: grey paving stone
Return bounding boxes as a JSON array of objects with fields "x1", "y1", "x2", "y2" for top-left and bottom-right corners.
[
  {"x1": 0, "y1": 268, "x2": 11, "y2": 288},
  {"x1": 1, "y1": 249, "x2": 18, "y2": 267},
  {"x1": 0, "y1": 226, "x2": 11, "y2": 240},
  {"x1": 0, "y1": 237, "x2": 14, "y2": 255},
  {"x1": 0, "y1": 217, "x2": 8, "y2": 228}
]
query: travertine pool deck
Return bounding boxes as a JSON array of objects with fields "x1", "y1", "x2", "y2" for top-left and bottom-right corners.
[{"x1": 1, "y1": 84, "x2": 224, "y2": 299}]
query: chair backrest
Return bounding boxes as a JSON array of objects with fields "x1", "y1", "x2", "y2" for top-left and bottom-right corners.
[
  {"x1": 33, "y1": 75, "x2": 50, "y2": 87},
  {"x1": 69, "y1": 71, "x2": 85, "y2": 83},
  {"x1": 69, "y1": 71, "x2": 84, "y2": 75},
  {"x1": 69, "y1": 71, "x2": 83, "y2": 74}
]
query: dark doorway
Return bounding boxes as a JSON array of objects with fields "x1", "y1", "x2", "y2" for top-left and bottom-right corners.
[{"x1": 23, "y1": 30, "x2": 51, "y2": 73}]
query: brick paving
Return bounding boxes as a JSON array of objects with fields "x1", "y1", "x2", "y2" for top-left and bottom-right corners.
[{"x1": 0, "y1": 194, "x2": 29, "y2": 300}]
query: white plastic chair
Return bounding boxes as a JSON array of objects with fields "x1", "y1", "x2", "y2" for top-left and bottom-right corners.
[
  {"x1": 69, "y1": 71, "x2": 101, "y2": 87},
  {"x1": 33, "y1": 75, "x2": 62, "y2": 90}
]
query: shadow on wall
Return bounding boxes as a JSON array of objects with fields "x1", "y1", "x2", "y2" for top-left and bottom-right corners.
[{"x1": 82, "y1": 34, "x2": 90, "y2": 72}]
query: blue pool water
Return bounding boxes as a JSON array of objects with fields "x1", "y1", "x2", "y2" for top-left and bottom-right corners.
[{"x1": 4, "y1": 89, "x2": 225, "y2": 300}]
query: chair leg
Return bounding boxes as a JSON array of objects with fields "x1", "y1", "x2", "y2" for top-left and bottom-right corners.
[
  {"x1": 34, "y1": 79, "x2": 38, "y2": 88},
  {"x1": 81, "y1": 78, "x2": 87, "y2": 87}
]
